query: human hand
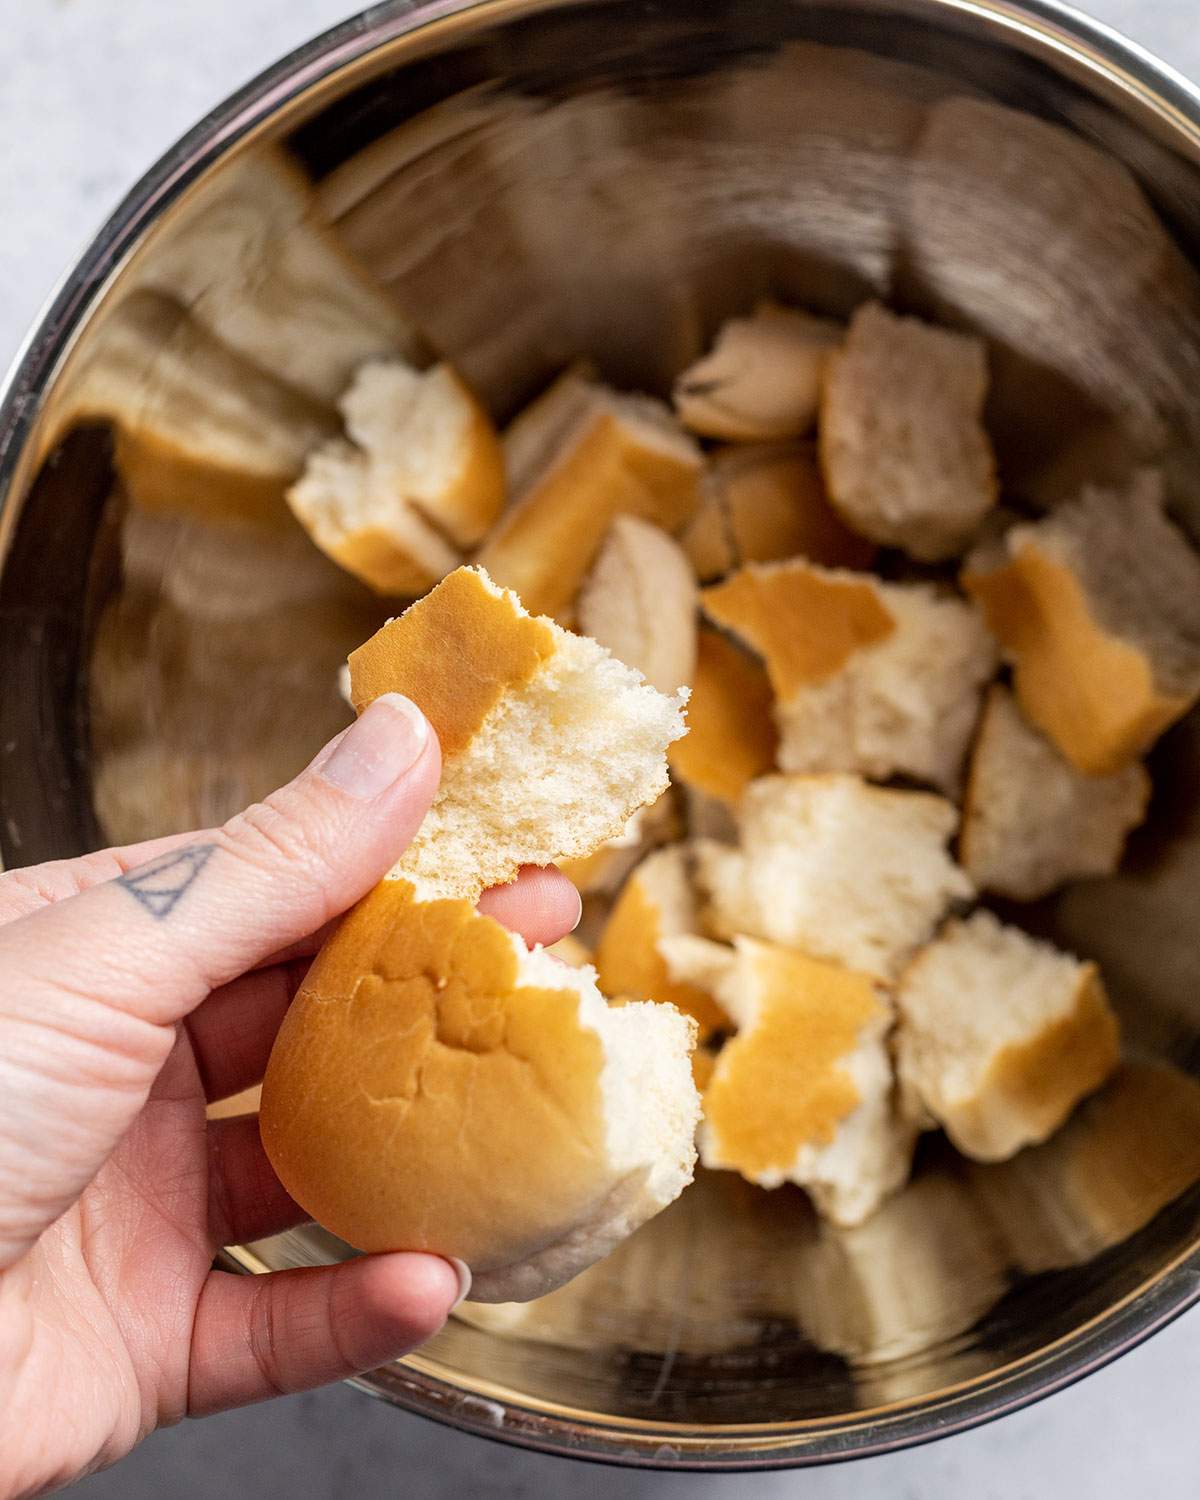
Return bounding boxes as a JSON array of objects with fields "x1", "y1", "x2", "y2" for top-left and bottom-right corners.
[{"x1": 0, "y1": 695, "x2": 580, "y2": 1498}]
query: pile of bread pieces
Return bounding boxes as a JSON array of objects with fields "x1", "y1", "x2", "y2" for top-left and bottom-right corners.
[{"x1": 259, "y1": 296, "x2": 1200, "y2": 1304}]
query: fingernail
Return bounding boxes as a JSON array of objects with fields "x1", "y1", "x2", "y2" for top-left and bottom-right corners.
[
  {"x1": 318, "y1": 694, "x2": 430, "y2": 800},
  {"x1": 447, "y1": 1257, "x2": 472, "y2": 1310},
  {"x1": 570, "y1": 885, "x2": 584, "y2": 932}
]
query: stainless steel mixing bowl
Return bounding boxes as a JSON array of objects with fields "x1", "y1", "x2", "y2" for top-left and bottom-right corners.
[{"x1": 5, "y1": 0, "x2": 1200, "y2": 1471}]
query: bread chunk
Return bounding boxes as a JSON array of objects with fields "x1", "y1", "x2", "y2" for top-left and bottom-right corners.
[
  {"x1": 961, "y1": 685, "x2": 1151, "y2": 900},
  {"x1": 895, "y1": 911, "x2": 1120, "y2": 1161},
  {"x1": 963, "y1": 472, "x2": 1200, "y2": 772},
  {"x1": 704, "y1": 561, "x2": 997, "y2": 794},
  {"x1": 820, "y1": 302, "x2": 997, "y2": 560},
  {"x1": 699, "y1": 938, "x2": 915, "y2": 1226},
  {"x1": 695, "y1": 774, "x2": 973, "y2": 978}
]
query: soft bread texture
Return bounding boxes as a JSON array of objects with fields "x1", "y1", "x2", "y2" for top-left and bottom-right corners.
[
  {"x1": 895, "y1": 911, "x2": 1120, "y2": 1161},
  {"x1": 673, "y1": 302, "x2": 842, "y2": 441},
  {"x1": 576, "y1": 515, "x2": 698, "y2": 693},
  {"x1": 556, "y1": 792, "x2": 678, "y2": 896},
  {"x1": 820, "y1": 302, "x2": 997, "y2": 561},
  {"x1": 56, "y1": 291, "x2": 335, "y2": 528},
  {"x1": 961, "y1": 684, "x2": 1151, "y2": 900},
  {"x1": 478, "y1": 366, "x2": 704, "y2": 618},
  {"x1": 696, "y1": 774, "x2": 973, "y2": 978},
  {"x1": 667, "y1": 627, "x2": 778, "y2": 805},
  {"x1": 704, "y1": 561, "x2": 997, "y2": 795},
  {"x1": 963, "y1": 471, "x2": 1200, "y2": 773},
  {"x1": 287, "y1": 360, "x2": 505, "y2": 594},
  {"x1": 709, "y1": 443, "x2": 876, "y2": 570},
  {"x1": 348, "y1": 567, "x2": 687, "y2": 901},
  {"x1": 595, "y1": 846, "x2": 729, "y2": 1038},
  {"x1": 700, "y1": 938, "x2": 915, "y2": 1226},
  {"x1": 259, "y1": 881, "x2": 700, "y2": 1302}
]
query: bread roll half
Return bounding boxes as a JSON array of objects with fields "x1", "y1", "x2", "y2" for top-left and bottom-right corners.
[{"x1": 260, "y1": 880, "x2": 700, "y2": 1302}]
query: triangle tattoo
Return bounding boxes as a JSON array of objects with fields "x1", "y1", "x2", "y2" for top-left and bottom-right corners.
[{"x1": 116, "y1": 844, "x2": 216, "y2": 920}]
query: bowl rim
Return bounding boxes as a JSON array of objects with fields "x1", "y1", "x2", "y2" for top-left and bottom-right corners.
[{"x1": 6, "y1": 0, "x2": 1200, "y2": 1470}]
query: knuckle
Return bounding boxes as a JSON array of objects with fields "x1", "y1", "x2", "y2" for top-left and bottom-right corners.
[
  {"x1": 245, "y1": 1277, "x2": 291, "y2": 1400},
  {"x1": 325, "y1": 1273, "x2": 359, "y2": 1374},
  {"x1": 219, "y1": 798, "x2": 335, "y2": 924}
]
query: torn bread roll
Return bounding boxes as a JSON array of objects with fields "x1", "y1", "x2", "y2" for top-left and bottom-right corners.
[
  {"x1": 699, "y1": 938, "x2": 915, "y2": 1226},
  {"x1": 260, "y1": 882, "x2": 700, "y2": 1302},
  {"x1": 477, "y1": 365, "x2": 703, "y2": 618},
  {"x1": 667, "y1": 627, "x2": 777, "y2": 806},
  {"x1": 261, "y1": 563, "x2": 700, "y2": 1300},
  {"x1": 287, "y1": 360, "x2": 505, "y2": 595},
  {"x1": 696, "y1": 774, "x2": 973, "y2": 979},
  {"x1": 576, "y1": 515, "x2": 698, "y2": 692},
  {"x1": 895, "y1": 911, "x2": 1120, "y2": 1161},
  {"x1": 703, "y1": 561, "x2": 997, "y2": 796},
  {"x1": 963, "y1": 471, "x2": 1200, "y2": 774},
  {"x1": 708, "y1": 443, "x2": 876, "y2": 571},
  {"x1": 595, "y1": 846, "x2": 729, "y2": 1038},
  {"x1": 961, "y1": 684, "x2": 1151, "y2": 901},
  {"x1": 820, "y1": 302, "x2": 997, "y2": 561},
  {"x1": 347, "y1": 566, "x2": 688, "y2": 901},
  {"x1": 673, "y1": 302, "x2": 842, "y2": 441}
]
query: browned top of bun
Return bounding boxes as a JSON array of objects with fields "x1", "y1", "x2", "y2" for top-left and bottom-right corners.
[{"x1": 259, "y1": 880, "x2": 614, "y2": 1268}]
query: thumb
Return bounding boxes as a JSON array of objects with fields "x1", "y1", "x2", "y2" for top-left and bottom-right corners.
[{"x1": 0, "y1": 694, "x2": 438, "y2": 1266}]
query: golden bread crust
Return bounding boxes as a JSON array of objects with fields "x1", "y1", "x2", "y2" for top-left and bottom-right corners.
[
  {"x1": 667, "y1": 627, "x2": 777, "y2": 804},
  {"x1": 702, "y1": 562, "x2": 895, "y2": 700},
  {"x1": 714, "y1": 443, "x2": 876, "y2": 571},
  {"x1": 956, "y1": 969, "x2": 1120, "y2": 1161},
  {"x1": 477, "y1": 411, "x2": 702, "y2": 618},
  {"x1": 259, "y1": 881, "x2": 612, "y2": 1266},
  {"x1": 963, "y1": 543, "x2": 1185, "y2": 774},
  {"x1": 702, "y1": 941, "x2": 885, "y2": 1175},
  {"x1": 426, "y1": 369, "x2": 507, "y2": 546},
  {"x1": 347, "y1": 567, "x2": 555, "y2": 756},
  {"x1": 595, "y1": 872, "x2": 727, "y2": 1039},
  {"x1": 324, "y1": 524, "x2": 454, "y2": 596}
]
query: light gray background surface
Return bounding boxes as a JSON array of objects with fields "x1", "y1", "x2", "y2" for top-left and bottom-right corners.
[{"x1": 2, "y1": 1, "x2": 1199, "y2": 1495}]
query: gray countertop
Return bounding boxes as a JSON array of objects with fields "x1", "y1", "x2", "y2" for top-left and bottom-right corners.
[{"x1": 4, "y1": 2, "x2": 1200, "y2": 1495}]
